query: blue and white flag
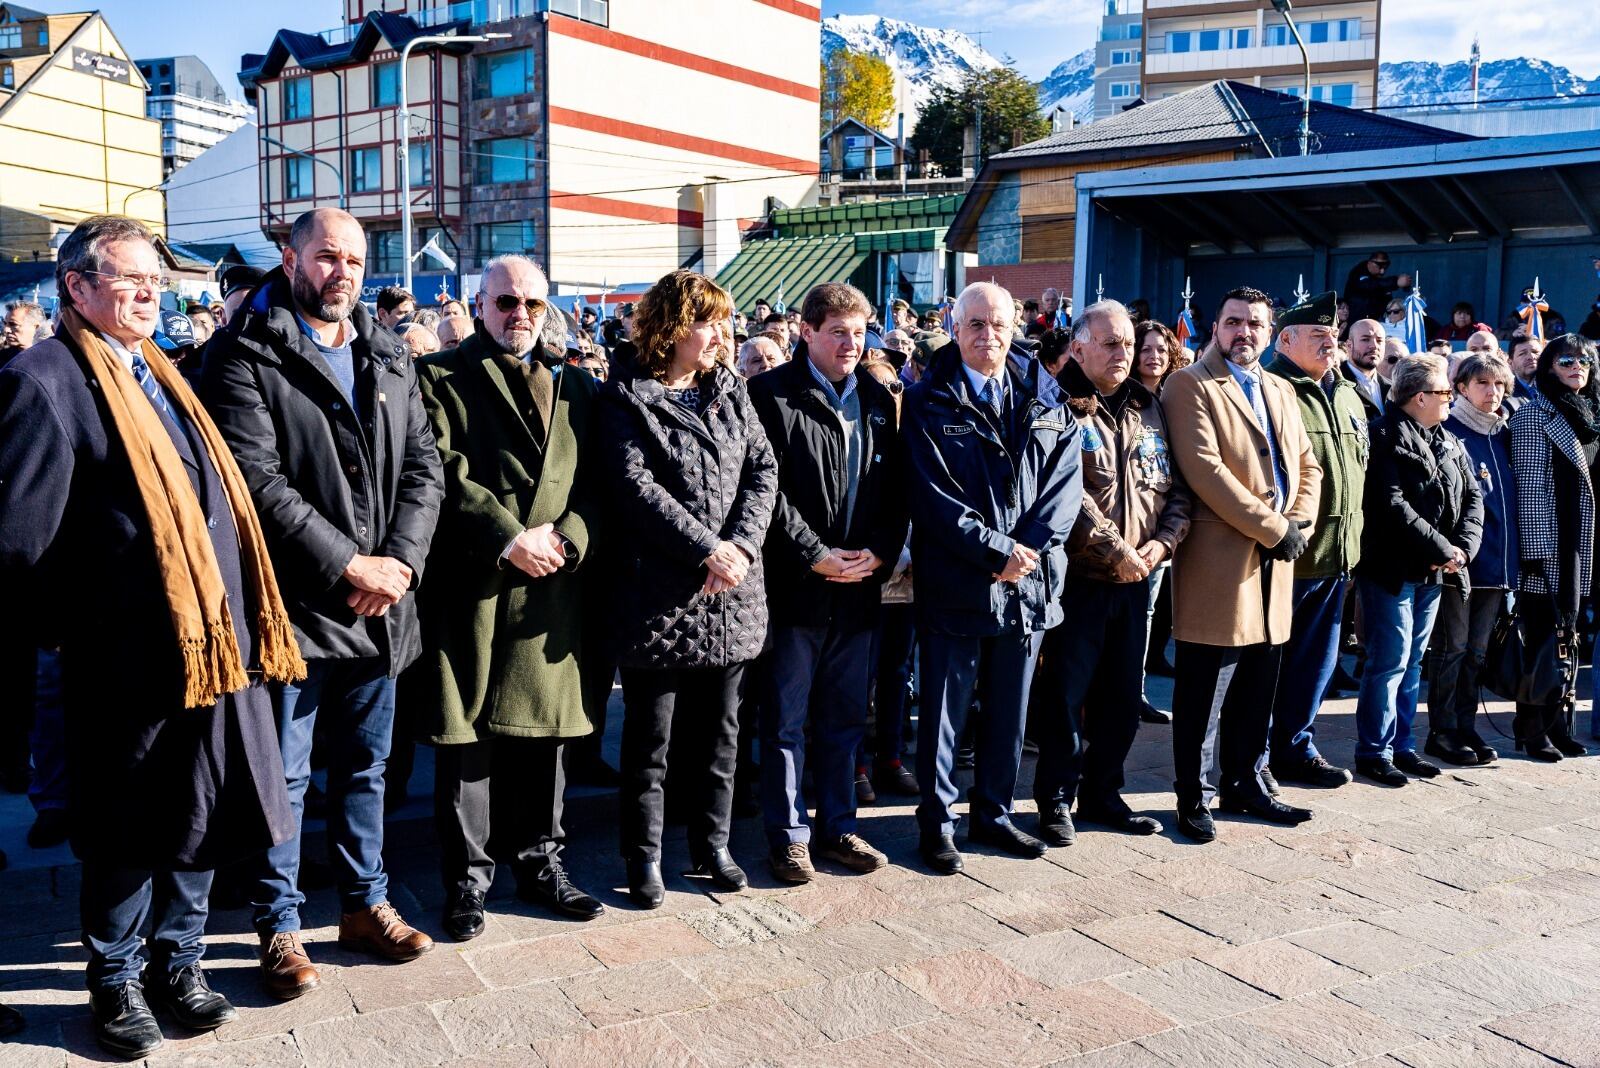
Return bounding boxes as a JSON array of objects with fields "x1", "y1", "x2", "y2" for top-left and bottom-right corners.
[{"x1": 1404, "y1": 280, "x2": 1429, "y2": 356}]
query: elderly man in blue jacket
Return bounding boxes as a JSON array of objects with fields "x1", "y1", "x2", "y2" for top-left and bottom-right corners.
[{"x1": 904, "y1": 281, "x2": 1083, "y2": 874}]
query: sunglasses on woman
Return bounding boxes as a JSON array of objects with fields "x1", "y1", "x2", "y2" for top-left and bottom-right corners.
[
  {"x1": 1556, "y1": 355, "x2": 1596, "y2": 369},
  {"x1": 491, "y1": 294, "x2": 548, "y2": 316}
]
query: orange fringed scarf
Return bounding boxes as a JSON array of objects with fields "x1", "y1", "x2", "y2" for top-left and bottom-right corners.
[{"x1": 59, "y1": 305, "x2": 307, "y2": 707}]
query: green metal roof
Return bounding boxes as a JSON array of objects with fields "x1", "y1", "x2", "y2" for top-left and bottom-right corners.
[
  {"x1": 716, "y1": 233, "x2": 869, "y2": 313},
  {"x1": 773, "y1": 195, "x2": 964, "y2": 238}
]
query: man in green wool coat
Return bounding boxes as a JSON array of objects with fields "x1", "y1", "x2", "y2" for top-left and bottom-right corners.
[{"x1": 407, "y1": 254, "x2": 604, "y2": 941}]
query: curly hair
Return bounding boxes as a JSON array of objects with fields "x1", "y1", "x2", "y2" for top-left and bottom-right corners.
[
  {"x1": 1133, "y1": 319, "x2": 1179, "y2": 386},
  {"x1": 632, "y1": 269, "x2": 735, "y2": 380}
]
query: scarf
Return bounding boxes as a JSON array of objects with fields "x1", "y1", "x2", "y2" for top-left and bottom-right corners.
[
  {"x1": 60, "y1": 306, "x2": 306, "y2": 708},
  {"x1": 1538, "y1": 368, "x2": 1600, "y2": 445},
  {"x1": 1448, "y1": 395, "x2": 1505, "y2": 436}
]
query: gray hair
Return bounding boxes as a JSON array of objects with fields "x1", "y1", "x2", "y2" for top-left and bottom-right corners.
[
  {"x1": 411, "y1": 307, "x2": 441, "y2": 329},
  {"x1": 541, "y1": 304, "x2": 569, "y2": 352},
  {"x1": 482, "y1": 254, "x2": 547, "y2": 292},
  {"x1": 54, "y1": 215, "x2": 155, "y2": 308},
  {"x1": 5, "y1": 300, "x2": 45, "y2": 327},
  {"x1": 951, "y1": 281, "x2": 1013, "y2": 326},
  {"x1": 1452, "y1": 352, "x2": 1513, "y2": 392},
  {"x1": 1390, "y1": 353, "x2": 1448, "y2": 407},
  {"x1": 1071, "y1": 299, "x2": 1130, "y2": 344}
]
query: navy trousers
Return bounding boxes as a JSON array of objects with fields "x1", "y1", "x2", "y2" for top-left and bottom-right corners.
[
  {"x1": 1269, "y1": 577, "x2": 1347, "y2": 766},
  {"x1": 916, "y1": 628, "x2": 1045, "y2": 837},
  {"x1": 761, "y1": 622, "x2": 872, "y2": 850},
  {"x1": 1033, "y1": 575, "x2": 1149, "y2": 810},
  {"x1": 81, "y1": 863, "x2": 212, "y2": 990}
]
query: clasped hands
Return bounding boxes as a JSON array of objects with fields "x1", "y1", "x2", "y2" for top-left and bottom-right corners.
[
  {"x1": 703, "y1": 540, "x2": 754, "y2": 595},
  {"x1": 811, "y1": 548, "x2": 883, "y2": 584},
  {"x1": 344, "y1": 553, "x2": 412, "y2": 617},
  {"x1": 506, "y1": 522, "x2": 568, "y2": 580}
]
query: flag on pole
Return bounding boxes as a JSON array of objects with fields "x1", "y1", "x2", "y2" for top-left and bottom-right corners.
[
  {"x1": 572, "y1": 295, "x2": 582, "y2": 318},
  {"x1": 1053, "y1": 288, "x2": 1070, "y2": 331},
  {"x1": 1175, "y1": 276, "x2": 1196, "y2": 347},
  {"x1": 1518, "y1": 279, "x2": 1548, "y2": 341},
  {"x1": 938, "y1": 294, "x2": 954, "y2": 335},
  {"x1": 414, "y1": 234, "x2": 456, "y2": 272},
  {"x1": 1403, "y1": 272, "x2": 1429, "y2": 356}
]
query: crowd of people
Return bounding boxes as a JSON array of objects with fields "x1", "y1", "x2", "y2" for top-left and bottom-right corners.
[{"x1": 0, "y1": 210, "x2": 1596, "y2": 1060}]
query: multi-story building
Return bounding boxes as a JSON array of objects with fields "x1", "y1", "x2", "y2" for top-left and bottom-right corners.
[
  {"x1": 0, "y1": 3, "x2": 163, "y2": 261},
  {"x1": 1091, "y1": 0, "x2": 1144, "y2": 122},
  {"x1": 240, "y1": 0, "x2": 820, "y2": 301},
  {"x1": 135, "y1": 56, "x2": 253, "y2": 178},
  {"x1": 1141, "y1": 0, "x2": 1380, "y2": 111}
]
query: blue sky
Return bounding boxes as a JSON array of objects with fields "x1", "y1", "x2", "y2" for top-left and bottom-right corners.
[{"x1": 54, "y1": 0, "x2": 1600, "y2": 97}]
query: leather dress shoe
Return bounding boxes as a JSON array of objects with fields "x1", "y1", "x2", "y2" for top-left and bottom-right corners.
[
  {"x1": 1424, "y1": 730, "x2": 1480, "y2": 766},
  {"x1": 1271, "y1": 755, "x2": 1353, "y2": 788},
  {"x1": 258, "y1": 931, "x2": 320, "y2": 1000},
  {"x1": 969, "y1": 821, "x2": 1048, "y2": 858},
  {"x1": 443, "y1": 888, "x2": 487, "y2": 941},
  {"x1": 1461, "y1": 729, "x2": 1498, "y2": 764},
  {"x1": 1176, "y1": 801, "x2": 1216, "y2": 842},
  {"x1": 873, "y1": 762, "x2": 920, "y2": 795},
  {"x1": 1037, "y1": 805, "x2": 1076, "y2": 846},
  {"x1": 1515, "y1": 738, "x2": 1563, "y2": 762},
  {"x1": 1076, "y1": 798, "x2": 1162, "y2": 835},
  {"x1": 90, "y1": 981, "x2": 163, "y2": 1059},
  {"x1": 1551, "y1": 735, "x2": 1589, "y2": 758},
  {"x1": 521, "y1": 866, "x2": 605, "y2": 921},
  {"x1": 1356, "y1": 757, "x2": 1410, "y2": 786},
  {"x1": 1138, "y1": 700, "x2": 1172, "y2": 725},
  {"x1": 1393, "y1": 750, "x2": 1440, "y2": 778},
  {"x1": 1258, "y1": 767, "x2": 1281, "y2": 798},
  {"x1": 690, "y1": 847, "x2": 748, "y2": 891},
  {"x1": 919, "y1": 832, "x2": 964, "y2": 875},
  {"x1": 0, "y1": 1002, "x2": 22, "y2": 1039},
  {"x1": 628, "y1": 858, "x2": 665, "y2": 908},
  {"x1": 1219, "y1": 792, "x2": 1313, "y2": 826},
  {"x1": 339, "y1": 902, "x2": 433, "y2": 961},
  {"x1": 143, "y1": 964, "x2": 236, "y2": 1031}
]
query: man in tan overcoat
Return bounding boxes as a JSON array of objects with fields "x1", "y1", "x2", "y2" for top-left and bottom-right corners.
[{"x1": 1163, "y1": 286, "x2": 1322, "y2": 843}]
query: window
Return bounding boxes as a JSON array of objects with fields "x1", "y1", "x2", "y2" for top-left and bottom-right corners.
[
  {"x1": 349, "y1": 147, "x2": 381, "y2": 193},
  {"x1": 1284, "y1": 83, "x2": 1357, "y2": 106},
  {"x1": 284, "y1": 155, "x2": 313, "y2": 199},
  {"x1": 547, "y1": 0, "x2": 608, "y2": 25},
  {"x1": 1167, "y1": 30, "x2": 1190, "y2": 53},
  {"x1": 371, "y1": 229, "x2": 403, "y2": 274},
  {"x1": 1, "y1": 66, "x2": 11, "y2": 88},
  {"x1": 1231, "y1": 28, "x2": 1251, "y2": 48},
  {"x1": 886, "y1": 251, "x2": 935, "y2": 306},
  {"x1": 1110, "y1": 49, "x2": 1141, "y2": 66},
  {"x1": 408, "y1": 142, "x2": 432, "y2": 187},
  {"x1": 1198, "y1": 29, "x2": 1220, "y2": 50},
  {"x1": 472, "y1": 48, "x2": 533, "y2": 99},
  {"x1": 283, "y1": 76, "x2": 312, "y2": 120},
  {"x1": 1271, "y1": 18, "x2": 1361, "y2": 46},
  {"x1": 159, "y1": 63, "x2": 170, "y2": 76},
  {"x1": 475, "y1": 221, "x2": 537, "y2": 261},
  {"x1": 1266, "y1": 24, "x2": 1288, "y2": 46},
  {"x1": 372, "y1": 60, "x2": 399, "y2": 108},
  {"x1": 36, "y1": 25, "x2": 45, "y2": 47},
  {"x1": 0, "y1": 25, "x2": 19, "y2": 49},
  {"x1": 1129, "y1": 23, "x2": 1141, "y2": 39},
  {"x1": 1109, "y1": 81, "x2": 1139, "y2": 99},
  {"x1": 474, "y1": 136, "x2": 536, "y2": 184}
]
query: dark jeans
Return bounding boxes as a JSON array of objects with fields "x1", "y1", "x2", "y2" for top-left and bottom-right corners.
[
  {"x1": 619, "y1": 663, "x2": 744, "y2": 864},
  {"x1": 1270, "y1": 577, "x2": 1348, "y2": 766},
  {"x1": 916, "y1": 628, "x2": 1044, "y2": 837},
  {"x1": 1171, "y1": 640, "x2": 1282, "y2": 806},
  {"x1": 434, "y1": 737, "x2": 567, "y2": 896},
  {"x1": 1034, "y1": 575, "x2": 1149, "y2": 809},
  {"x1": 1355, "y1": 579, "x2": 1443, "y2": 761},
  {"x1": 870, "y1": 604, "x2": 917, "y2": 767},
  {"x1": 761, "y1": 623, "x2": 872, "y2": 850},
  {"x1": 81, "y1": 863, "x2": 211, "y2": 990},
  {"x1": 1426, "y1": 587, "x2": 1507, "y2": 733},
  {"x1": 253, "y1": 658, "x2": 394, "y2": 934},
  {"x1": 30, "y1": 647, "x2": 67, "y2": 812}
]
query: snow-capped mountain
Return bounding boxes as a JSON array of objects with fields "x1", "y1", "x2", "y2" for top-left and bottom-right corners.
[
  {"x1": 1379, "y1": 57, "x2": 1598, "y2": 109},
  {"x1": 821, "y1": 14, "x2": 1002, "y2": 122},
  {"x1": 1036, "y1": 48, "x2": 1096, "y2": 122}
]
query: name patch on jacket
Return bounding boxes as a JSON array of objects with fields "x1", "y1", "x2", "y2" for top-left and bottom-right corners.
[
  {"x1": 1033, "y1": 416, "x2": 1066, "y2": 431},
  {"x1": 943, "y1": 424, "x2": 975, "y2": 436}
]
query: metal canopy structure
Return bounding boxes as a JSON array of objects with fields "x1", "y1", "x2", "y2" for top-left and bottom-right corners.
[{"x1": 1073, "y1": 130, "x2": 1600, "y2": 327}]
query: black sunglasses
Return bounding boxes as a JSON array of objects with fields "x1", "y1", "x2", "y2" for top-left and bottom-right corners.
[
  {"x1": 490, "y1": 294, "x2": 548, "y2": 316},
  {"x1": 1556, "y1": 355, "x2": 1597, "y2": 369},
  {"x1": 885, "y1": 379, "x2": 904, "y2": 396}
]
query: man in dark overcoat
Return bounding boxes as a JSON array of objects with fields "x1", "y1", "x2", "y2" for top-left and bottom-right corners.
[
  {"x1": 406, "y1": 254, "x2": 604, "y2": 940},
  {"x1": 0, "y1": 216, "x2": 297, "y2": 1059}
]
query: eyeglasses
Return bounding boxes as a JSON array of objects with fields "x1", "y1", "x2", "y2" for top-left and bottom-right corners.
[
  {"x1": 1385, "y1": 307, "x2": 1404, "y2": 316},
  {"x1": 1556, "y1": 355, "x2": 1597, "y2": 369},
  {"x1": 82, "y1": 270, "x2": 170, "y2": 293},
  {"x1": 1383, "y1": 354, "x2": 1401, "y2": 364},
  {"x1": 490, "y1": 293, "x2": 548, "y2": 317},
  {"x1": 1421, "y1": 389, "x2": 1454, "y2": 398},
  {"x1": 885, "y1": 379, "x2": 904, "y2": 396}
]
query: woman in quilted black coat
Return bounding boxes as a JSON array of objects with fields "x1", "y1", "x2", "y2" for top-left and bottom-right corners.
[
  {"x1": 599, "y1": 270, "x2": 778, "y2": 908},
  {"x1": 1508, "y1": 334, "x2": 1598, "y2": 761}
]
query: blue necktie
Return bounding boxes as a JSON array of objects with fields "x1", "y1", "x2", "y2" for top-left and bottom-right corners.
[
  {"x1": 1239, "y1": 370, "x2": 1289, "y2": 512},
  {"x1": 980, "y1": 378, "x2": 1004, "y2": 422},
  {"x1": 129, "y1": 350, "x2": 176, "y2": 426}
]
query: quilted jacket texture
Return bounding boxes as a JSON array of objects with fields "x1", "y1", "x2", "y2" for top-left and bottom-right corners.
[{"x1": 598, "y1": 363, "x2": 778, "y2": 669}]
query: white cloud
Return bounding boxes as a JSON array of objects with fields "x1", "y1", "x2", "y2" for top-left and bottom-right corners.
[{"x1": 1334, "y1": 0, "x2": 1599, "y2": 78}]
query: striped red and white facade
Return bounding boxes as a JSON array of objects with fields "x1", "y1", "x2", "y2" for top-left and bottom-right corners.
[{"x1": 242, "y1": 0, "x2": 821, "y2": 295}]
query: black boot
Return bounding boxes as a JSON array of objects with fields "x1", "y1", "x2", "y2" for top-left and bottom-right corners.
[{"x1": 627, "y1": 858, "x2": 665, "y2": 909}]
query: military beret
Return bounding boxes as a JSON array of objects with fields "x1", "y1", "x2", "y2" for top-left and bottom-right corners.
[{"x1": 1277, "y1": 290, "x2": 1338, "y2": 332}]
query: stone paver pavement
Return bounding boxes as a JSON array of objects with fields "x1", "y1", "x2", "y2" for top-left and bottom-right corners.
[{"x1": 4, "y1": 674, "x2": 1600, "y2": 1067}]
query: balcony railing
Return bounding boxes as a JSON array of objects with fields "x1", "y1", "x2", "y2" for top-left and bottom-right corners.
[
  {"x1": 316, "y1": 0, "x2": 605, "y2": 44},
  {"x1": 1144, "y1": 37, "x2": 1373, "y2": 75}
]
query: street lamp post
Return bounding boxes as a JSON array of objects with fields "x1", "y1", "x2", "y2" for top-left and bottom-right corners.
[
  {"x1": 399, "y1": 31, "x2": 507, "y2": 294},
  {"x1": 1270, "y1": 0, "x2": 1311, "y2": 157}
]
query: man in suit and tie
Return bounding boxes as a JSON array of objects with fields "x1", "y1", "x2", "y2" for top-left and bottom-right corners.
[
  {"x1": 0, "y1": 216, "x2": 299, "y2": 1058},
  {"x1": 1163, "y1": 287, "x2": 1323, "y2": 843},
  {"x1": 1341, "y1": 318, "x2": 1387, "y2": 419},
  {"x1": 406, "y1": 255, "x2": 606, "y2": 940}
]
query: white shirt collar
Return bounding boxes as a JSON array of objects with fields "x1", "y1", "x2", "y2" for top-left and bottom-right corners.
[
  {"x1": 960, "y1": 360, "x2": 1006, "y2": 402},
  {"x1": 99, "y1": 332, "x2": 141, "y2": 373}
]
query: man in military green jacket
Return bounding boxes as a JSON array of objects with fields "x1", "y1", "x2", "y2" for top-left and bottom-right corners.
[
  {"x1": 1264, "y1": 291, "x2": 1366, "y2": 790},
  {"x1": 408, "y1": 254, "x2": 603, "y2": 940}
]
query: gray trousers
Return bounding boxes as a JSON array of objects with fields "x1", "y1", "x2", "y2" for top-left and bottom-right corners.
[
  {"x1": 433, "y1": 737, "x2": 567, "y2": 896},
  {"x1": 1424, "y1": 587, "x2": 1507, "y2": 733}
]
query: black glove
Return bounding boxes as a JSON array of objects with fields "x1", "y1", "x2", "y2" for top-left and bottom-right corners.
[{"x1": 1270, "y1": 520, "x2": 1311, "y2": 562}]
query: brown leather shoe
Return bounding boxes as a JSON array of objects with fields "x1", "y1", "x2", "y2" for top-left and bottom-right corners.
[
  {"x1": 259, "y1": 931, "x2": 320, "y2": 1000},
  {"x1": 338, "y1": 901, "x2": 433, "y2": 962}
]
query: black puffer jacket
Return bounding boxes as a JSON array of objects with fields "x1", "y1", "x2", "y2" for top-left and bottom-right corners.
[
  {"x1": 598, "y1": 362, "x2": 778, "y2": 669},
  {"x1": 1356, "y1": 405, "x2": 1484, "y2": 596}
]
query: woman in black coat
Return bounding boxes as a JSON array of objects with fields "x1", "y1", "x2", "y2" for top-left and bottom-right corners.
[
  {"x1": 599, "y1": 270, "x2": 778, "y2": 907},
  {"x1": 1508, "y1": 334, "x2": 1599, "y2": 760}
]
